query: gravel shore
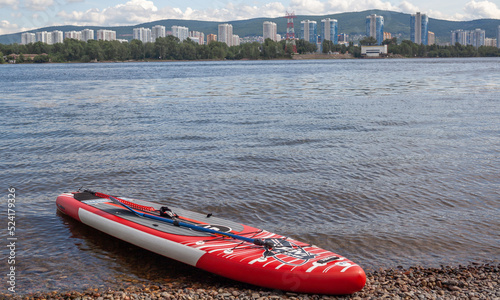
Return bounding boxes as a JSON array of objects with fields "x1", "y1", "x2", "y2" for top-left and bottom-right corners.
[{"x1": 4, "y1": 264, "x2": 499, "y2": 300}]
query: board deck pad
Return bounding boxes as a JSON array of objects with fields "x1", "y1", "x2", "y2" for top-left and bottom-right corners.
[{"x1": 84, "y1": 199, "x2": 243, "y2": 237}]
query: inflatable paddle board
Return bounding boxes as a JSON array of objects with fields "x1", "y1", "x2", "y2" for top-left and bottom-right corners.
[{"x1": 56, "y1": 190, "x2": 366, "y2": 295}]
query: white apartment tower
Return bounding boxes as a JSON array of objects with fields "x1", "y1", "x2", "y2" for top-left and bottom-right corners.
[
  {"x1": 65, "y1": 31, "x2": 82, "y2": 40},
  {"x1": 133, "y1": 27, "x2": 152, "y2": 43},
  {"x1": 36, "y1": 31, "x2": 50, "y2": 44},
  {"x1": 218, "y1": 23, "x2": 233, "y2": 46},
  {"x1": 152, "y1": 25, "x2": 166, "y2": 41},
  {"x1": 232, "y1": 35, "x2": 240, "y2": 46},
  {"x1": 52, "y1": 30, "x2": 64, "y2": 44},
  {"x1": 21, "y1": 33, "x2": 36, "y2": 44},
  {"x1": 97, "y1": 30, "x2": 116, "y2": 41},
  {"x1": 81, "y1": 29, "x2": 94, "y2": 42},
  {"x1": 263, "y1": 21, "x2": 278, "y2": 41},
  {"x1": 172, "y1": 26, "x2": 189, "y2": 41}
]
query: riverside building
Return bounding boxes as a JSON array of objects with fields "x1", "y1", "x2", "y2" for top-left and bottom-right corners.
[
  {"x1": 81, "y1": 29, "x2": 94, "y2": 42},
  {"x1": 366, "y1": 14, "x2": 384, "y2": 45},
  {"x1": 469, "y1": 28, "x2": 485, "y2": 48},
  {"x1": 207, "y1": 34, "x2": 217, "y2": 44},
  {"x1": 498, "y1": 25, "x2": 500, "y2": 48},
  {"x1": 36, "y1": 31, "x2": 51, "y2": 44},
  {"x1": 263, "y1": 21, "x2": 278, "y2": 41},
  {"x1": 451, "y1": 29, "x2": 486, "y2": 47},
  {"x1": 172, "y1": 26, "x2": 189, "y2": 42},
  {"x1": 21, "y1": 33, "x2": 35, "y2": 44},
  {"x1": 96, "y1": 30, "x2": 116, "y2": 41},
  {"x1": 189, "y1": 31, "x2": 205, "y2": 45},
  {"x1": 51, "y1": 31, "x2": 64, "y2": 44},
  {"x1": 64, "y1": 31, "x2": 82, "y2": 40},
  {"x1": 410, "y1": 12, "x2": 429, "y2": 45},
  {"x1": 321, "y1": 18, "x2": 338, "y2": 44},
  {"x1": 152, "y1": 25, "x2": 166, "y2": 41},
  {"x1": 133, "y1": 27, "x2": 152, "y2": 43},
  {"x1": 218, "y1": 24, "x2": 234, "y2": 46},
  {"x1": 301, "y1": 20, "x2": 318, "y2": 44}
]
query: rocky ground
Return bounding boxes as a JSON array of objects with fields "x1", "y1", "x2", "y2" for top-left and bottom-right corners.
[{"x1": 3, "y1": 264, "x2": 499, "y2": 300}]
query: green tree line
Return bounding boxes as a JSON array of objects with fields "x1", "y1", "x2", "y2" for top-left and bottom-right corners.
[
  {"x1": 0, "y1": 36, "x2": 318, "y2": 63},
  {"x1": 1, "y1": 36, "x2": 498, "y2": 63}
]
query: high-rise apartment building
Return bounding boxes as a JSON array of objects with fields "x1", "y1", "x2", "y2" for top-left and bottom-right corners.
[
  {"x1": 36, "y1": 31, "x2": 49, "y2": 43},
  {"x1": 263, "y1": 21, "x2": 278, "y2": 41},
  {"x1": 152, "y1": 25, "x2": 166, "y2": 41},
  {"x1": 427, "y1": 31, "x2": 435, "y2": 45},
  {"x1": 232, "y1": 35, "x2": 240, "y2": 46},
  {"x1": 52, "y1": 30, "x2": 64, "y2": 44},
  {"x1": 172, "y1": 26, "x2": 189, "y2": 41},
  {"x1": 97, "y1": 30, "x2": 116, "y2": 41},
  {"x1": 35, "y1": 31, "x2": 54, "y2": 44},
  {"x1": 65, "y1": 31, "x2": 82, "y2": 40},
  {"x1": 484, "y1": 38, "x2": 496, "y2": 47},
  {"x1": 189, "y1": 31, "x2": 205, "y2": 45},
  {"x1": 410, "y1": 12, "x2": 429, "y2": 45},
  {"x1": 218, "y1": 23, "x2": 234, "y2": 46},
  {"x1": 498, "y1": 25, "x2": 500, "y2": 48},
  {"x1": 81, "y1": 29, "x2": 94, "y2": 42},
  {"x1": 451, "y1": 29, "x2": 485, "y2": 47},
  {"x1": 21, "y1": 33, "x2": 36, "y2": 44},
  {"x1": 451, "y1": 29, "x2": 468, "y2": 45},
  {"x1": 301, "y1": 20, "x2": 317, "y2": 44},
  {"x1": 321, "y1": 18, "x2": 338, "y2": 44},
  {"x1": 469, "y1": 28, "x2": 485, "y2": 48},
  {"x1": 207, "y1": 34, "x2": 217, "y2": 44},
  {"x1": 366, "y1": 14, "x2": 384, "y2": 45},
  {"x1": 133, "y1": 27, "x2": 152, "y2": 43}
]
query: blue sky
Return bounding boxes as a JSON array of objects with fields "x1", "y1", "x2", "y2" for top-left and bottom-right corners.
[{"x1": 1, "y1": 0, "x2": 500, "y2": 35}]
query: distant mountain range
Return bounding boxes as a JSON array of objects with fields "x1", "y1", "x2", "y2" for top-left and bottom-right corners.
[{"x1": 1, "y1": 9, "x2": 499, "y2": 45}]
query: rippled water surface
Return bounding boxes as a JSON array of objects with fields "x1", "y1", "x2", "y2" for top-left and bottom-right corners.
[{"x1": 1, "y1": 58, "x2": 499, "y2": 294}]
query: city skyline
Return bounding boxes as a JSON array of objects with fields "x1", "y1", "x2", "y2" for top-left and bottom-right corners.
[{"x1": 1, "y1": 0, "x2": 500, "y2": 36}]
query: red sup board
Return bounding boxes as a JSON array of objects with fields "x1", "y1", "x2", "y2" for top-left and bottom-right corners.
[{"x1": 56, "y1": 190, "x2": 366, "y2": 295}]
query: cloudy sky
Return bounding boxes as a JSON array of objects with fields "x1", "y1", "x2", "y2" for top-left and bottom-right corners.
[{"x1": 1, "y1": 0, "x2": 500, "y2": 35}]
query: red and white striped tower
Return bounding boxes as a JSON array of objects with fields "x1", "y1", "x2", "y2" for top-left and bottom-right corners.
[{"x1": 284, "y1": 11, "x2": 297, "y2": 53}]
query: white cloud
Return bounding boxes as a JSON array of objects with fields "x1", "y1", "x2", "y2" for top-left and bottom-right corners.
[
  {"x1": 463, "y1": 0, "x2": 500, "y2": 19},
  {"x1": 25, "y1": 0, "x2": 55, "y2": 11},
  {"x1": 0, "y1": 0, "x2": 17, "y2": 10},
  {"x1": 398, "y1": 1, "x2": 420, "y2": 14},
  {"x1": 321, "y1": 0, "x2": 398, "y2": 14},
  {"x1": 289, "y1": 0, "x2": 326, "y2": 14},
  {"x1": 0, "y1": 19, "x2": 19, "y2": 34},
  {"x1": 57, "y1": 0, "x2": 287, "y2": 26}
]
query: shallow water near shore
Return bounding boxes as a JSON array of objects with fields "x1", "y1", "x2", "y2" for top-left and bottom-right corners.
[{"x1": 0, "y1": 58, "x2": 499, "y2": 294}]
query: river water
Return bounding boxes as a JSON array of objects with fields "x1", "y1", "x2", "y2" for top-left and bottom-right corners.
[{"x1": 1, "y1": 58, "x2": 499, "y2": 294}]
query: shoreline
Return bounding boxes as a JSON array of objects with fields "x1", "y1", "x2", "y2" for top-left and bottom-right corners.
[
  {"x1": 4, "y1": 263, "x2": 498, "y2": 299},
  {"x1": 4, "y1": 53, "x2": 491, "y2": 65}
]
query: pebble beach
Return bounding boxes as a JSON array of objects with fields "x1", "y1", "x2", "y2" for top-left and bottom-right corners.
[{"x1": 4, "y1": 263, "x2": 499, "y2": 300}]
